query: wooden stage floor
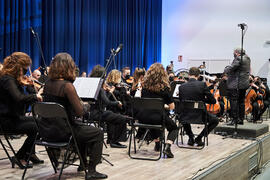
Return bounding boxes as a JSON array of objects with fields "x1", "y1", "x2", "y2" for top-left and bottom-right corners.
[{"x1": 1, "y1": 118, "x2": 270, "y2": 180}]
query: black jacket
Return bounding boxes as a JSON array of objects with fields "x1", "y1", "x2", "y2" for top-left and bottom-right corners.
[{"x1": 178, "y1": 78, "x2": 216, "y2": 123}]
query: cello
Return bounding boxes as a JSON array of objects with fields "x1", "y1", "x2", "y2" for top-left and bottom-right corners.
[
  {"x1": 206, "y1": 84, "x2": 221, "y2": 114},
  {"x1": 245, "y1": 86, "x2": 257, "y2": 115}
]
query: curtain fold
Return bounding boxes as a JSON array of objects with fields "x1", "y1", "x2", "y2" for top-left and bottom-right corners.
[{"x1": 0, "y1": 0, "x2": 161, "y2": 74}]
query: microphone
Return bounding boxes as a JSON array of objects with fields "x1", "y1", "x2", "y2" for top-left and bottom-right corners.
[
  {"x1": 30, "y1": 27, "x2": 36, "y2": 37},
  {"x1": 114, "y1": 44, "x2": 123, "y2": 55},
  {"x1": 238, "y1": 23, "x2": 247, "y2": 28}
]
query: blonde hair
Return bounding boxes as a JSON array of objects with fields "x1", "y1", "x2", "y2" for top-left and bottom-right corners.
[
  {"x1": 106, "y1": 69, "x2": 121, "y2": 84},
  {"x1": 0, "y1": 52, "x2": 32, "y2": 82},
  {"x1": 143, "y1": 63, "x2": 170, "y2": 92}
]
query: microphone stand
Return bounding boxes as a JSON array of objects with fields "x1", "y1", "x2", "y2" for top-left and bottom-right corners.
[
  {"x1": 31, "y1": 28, "x2": 48, "y2": 75},
  {"x1": 233, "y1": 24, "x2": 246, "y2": 137}
]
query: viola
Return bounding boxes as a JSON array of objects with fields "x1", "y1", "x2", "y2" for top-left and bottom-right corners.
[{"x1": 206, "y1": 87, "x2": 221, "y2": 114}]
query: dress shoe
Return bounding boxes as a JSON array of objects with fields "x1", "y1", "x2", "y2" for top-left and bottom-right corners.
[
  {"x1": 163, "y1": 143, "x2": 174, "y2": 158},
  {"x1": 110, "y1": 142, "x2": 127, "y2": 148},
  {"x1": 226, "y1": 120, "x2": 235, "y2": 126},
  {"x1": 11, "y1": 156, "x2": 33, "y2": 169},
  {"x1": 187, "y1": 138, "x2": 195, "y2": 146},
  {"x1": 85, "y1": 171, "x2": 108, "y2": 180},
  {"x1": 154, "y1": 142, "x2": 160, "y2": 152},
  {"x1": 238, "y1": 120, "x2": 244, "y2": 125},
  {"x1": 195, "y1": 137, "x2": 204, "y2": 146},
  {"x1": 27, "y1": 154, "x2": 44, "y2": 164}
]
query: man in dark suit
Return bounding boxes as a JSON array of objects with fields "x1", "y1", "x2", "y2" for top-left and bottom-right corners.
[
  {"x1": 178, "y1": 67, "x2": 219, "y2": 146},
  {"x1": 224, "y1": 48, "x2": 250, "y2": 125}
]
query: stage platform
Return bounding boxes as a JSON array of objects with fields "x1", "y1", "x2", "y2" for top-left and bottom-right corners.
[{"x1": 1, "y1": 118, "x2": 270, "y2": 180}]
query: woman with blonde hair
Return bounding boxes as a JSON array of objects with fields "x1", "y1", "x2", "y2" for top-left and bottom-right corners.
[
  {"x1": 0, "y1": 52, "x2": 43, "y2": 167},
  {"x1": 140, "y1": 63, "x2": 178, "y2": 158}
]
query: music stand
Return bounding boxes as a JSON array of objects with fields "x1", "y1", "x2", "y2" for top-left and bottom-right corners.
[
  {"x1": 219, "y1": 80, "x2": 230, "y2": 122},
  {"x1": 73, "y1": 77, "x2": 103, "y2": 101},
  {"x1": 73, "y1": 77, "x2": 114, "y2": 166}
]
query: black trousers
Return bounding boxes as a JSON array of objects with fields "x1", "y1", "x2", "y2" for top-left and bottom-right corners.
[
  {"x1": 91, "y1": 110, "x2": 127, "y2": 144},
  {"x1": 0, "y1": 116, "x2": 37, "y2": 159},
  {"x1": 228, "y1": 89, "x2": 247, "y2": 121},
  {"x1": 183, "y1": 113, "x2": 219, "y2": 138},
  {"x1": 73, "y1": 125, "x2": 103, "y2": 168}
]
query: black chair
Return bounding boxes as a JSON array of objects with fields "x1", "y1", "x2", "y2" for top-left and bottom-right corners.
[
  {"x1": 176, "y1": 100, "x2": 208, "y2": 150},
  {"x1": 22, "y1": 102, "x2": 86, "y2": 180},
  {"x1": 128, "y1": 97, "x2": 165, "y2": 161},
  {"x1": 0, "y1": 122, "x2": 25, "y2": 169}
]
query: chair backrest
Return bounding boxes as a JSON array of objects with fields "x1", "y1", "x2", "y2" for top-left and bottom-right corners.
[
  {"x1": 32, "y1": 102, "x2": 74, "y2": 142},
  {"x1": 179, "y1": 100, "x2": 206, "y2": 124},
  {"x1": 132, "y1": 97, "x2": 165, "y2": 125}
]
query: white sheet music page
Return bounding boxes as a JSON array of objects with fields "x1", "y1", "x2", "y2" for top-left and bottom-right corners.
[
  {"x1": 73, "y1": 77, "x2": 102, "y2": 99},
  {"x1": 173, "y1": 84, "x2": 181, "y2": 98}
]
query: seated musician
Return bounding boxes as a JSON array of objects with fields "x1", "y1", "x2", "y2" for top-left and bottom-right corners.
[
  {"x1": 121, "y1": 66, "x2": 132, "y2": 85},
  {"x1": 178, "y1": 67, "x2": 219, "y2": 146},
  {"x1": 0, "y1": 52, "x2": 44, "y2": 167},
  {"x1": 130, "y1": 67, "x2": 146, "y2": 97},
  {"x1": 42, "y1": 53, "x2": 107, "y2": 179},
  {"x1": 255, "y1": 76, "x2": 270, "y2": 119},
  {"x1": 89, "y1": 65, "x2": 130, "y2": 148},
  {"x1": 138, "y1": 63, "x2": 178, "y2": 158}
]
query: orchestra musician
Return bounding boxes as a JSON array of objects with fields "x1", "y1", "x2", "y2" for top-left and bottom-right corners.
[
  {"x1": 89, "y1": 65, "x2": 130, "y2": 148},
  {"x1": 178, "y1": 67, "x2": 219, "y2": 146},
  {"x1": 42, "y1": 53, "x2": 107, "y2": 179},
  {"x1": 138, "y1": 63, "x2": 178, "y2": 158},
  {"x1": 121, "y1": 66, "x2": 133, "y2": 85},
  {"x1": 0, "y1": 52, "x2": 44, "y2": 168},
  {"x1": 224, "y1": 48, "x2": 251, "y2": 125},
  {"x1": 130, "y1": 67, "x2": 146, "y2": 97}
]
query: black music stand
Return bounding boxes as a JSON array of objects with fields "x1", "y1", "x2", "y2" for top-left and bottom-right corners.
[
  {"x1": 73, "y1": 77, "x2": 114, "y2": 166},
  {"x1": 219, "y1": 80, "x2": 230, "y2": 122}
]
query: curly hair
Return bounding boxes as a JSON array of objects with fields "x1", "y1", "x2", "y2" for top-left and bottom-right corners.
[
  {"x1": 143, "y1": 63, "x2": 170, "y2": 92},
  {"x1": 106, "y1": 69, "x2": 121, "y2": 85},
  {"x1": 132, "y1": 67, "x2": 146, "y2": 90},
  {"x1": 0, "y1": 52, "x2": 32, "y2": 82},
  {"x1": 49, "y1": 53, "x2": 76, "y2": 81}
]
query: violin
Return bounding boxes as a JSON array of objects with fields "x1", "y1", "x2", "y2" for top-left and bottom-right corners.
[
  {"x1": 126, "y1": 76, "x2": 134, "y2": 84},
  {"x1": 103, "y1": 83, "x2": 123, "y2": 108}
]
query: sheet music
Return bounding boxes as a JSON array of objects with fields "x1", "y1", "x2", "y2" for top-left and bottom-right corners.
[
  {"x1": 173, "y1": 84, "x2": 181, "y2": 98},
  {"x1": 73, "y1": 77, "x2": 103, "y2": 100}
]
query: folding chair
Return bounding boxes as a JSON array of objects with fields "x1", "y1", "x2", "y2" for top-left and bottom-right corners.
[
  {"x1": 0, "y1": 122, "x2": 25, "y2": 169},
  {"x1": 128, "y1": 97, "x2": 165, "y2": 161},
  {"x1": 176, "y1": 100, "x2": 208, "y2": 150},
  {"x1": 22, "y1": 102, "x2": 86, "y2": 180}
]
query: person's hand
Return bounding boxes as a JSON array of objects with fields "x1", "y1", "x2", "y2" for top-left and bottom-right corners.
[
  {"x1": 36, "y1": 87, "x2": 43, "y2": 101},
  {"x1": 118, "y1": 101, "x2": 123, "y2": 108}
]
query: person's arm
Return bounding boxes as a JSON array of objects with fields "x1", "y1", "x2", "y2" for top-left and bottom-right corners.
[
  {"x1": 64, "y1": 82, "x2": 85, "y2": 116},
  {"x1": 100, "y1": 89, "x2": 120, "y2": 107},
  {"x1": 224, "y1": 58, "x2": 241, "y2": 74},
  {"x1": 5, "y1": 77, "x2": 38, "y2": 104}
]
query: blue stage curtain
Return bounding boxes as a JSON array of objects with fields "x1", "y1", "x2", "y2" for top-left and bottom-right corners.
[
  {"x1": 0, "y1": 0, "x2": 161, "y2": 74},
  {"x1": 0, "y1": 0, "x2": 43, "y2": 69}
]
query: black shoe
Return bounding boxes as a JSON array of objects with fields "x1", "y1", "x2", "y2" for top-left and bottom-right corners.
[
  {"x1": 227, "y1": 120, "x2": 235, "y2": 126},
  {"x1": 154, "y1": 142, "x2": 160, "y2": 152},
  {"x1": 187, "y1": 138, "x2": 195, "y2": 146},
  {"x1": 110, "y1": 142, "x2": 127, "y2": 148},
  {"x1": 195, "y1": 137, "x2": 205, "y2": 146},
  {"x1": 238, "y1": 120, "x2": 244, "y2": 125},
  {"x1": 27, "y1": 154, "x2": 44, "y2": 164},
  {"x1": 85, "y1": 171, "x2": 108, "y2": 180},
  {"x1": 163, "y1": 143, "x2": 174, "y2": 158},
  {"x1": 11, "y1": 156, "x2": 33, "y2": 169}
]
